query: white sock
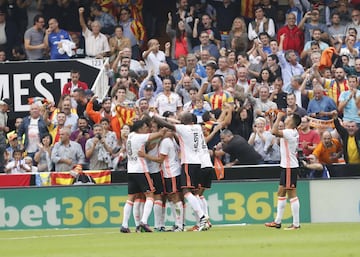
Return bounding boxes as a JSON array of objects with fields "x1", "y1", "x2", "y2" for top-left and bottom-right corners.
[
  {"x1": 274, "y1": 197, "x2": 287, "y2": 224},
  {"x1": 121, "y1": 200, "x2": 133, "y2": 228},
  {"x1": 160, "y1": 202, "x2": 166, "y2": 228},
  {"x1": 183, "y1": 202, "x2": 186, "y2": 226},
  {"x1": 290, "y1": 197, "x2": 300, "y2": 226},
  {"x1": 184, "y1": 192, "x2": 204, "y2": 220},
  {"x1": 174, "y1": 201, "x2": 184, "y2": 228},
  {"x1": 133, "y1": 199, "x2": 141, "y2": 226},
  {"x1": 153, "y1": 199, "x2": 163, "y2": 229},
  {"x1": 199, "y1": 195, "x2": 209, "y2": 217},
  {"x1": 140, "y1": 197, "x2": 154, "y2": 224},
  {"x1": 139, "y1": 200, "x2": 145, "y2": 218}
]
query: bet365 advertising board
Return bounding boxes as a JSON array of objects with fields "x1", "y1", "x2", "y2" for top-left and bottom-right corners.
[{"x1": 0, "y1": 181, "x2": 311, "y2": 229}]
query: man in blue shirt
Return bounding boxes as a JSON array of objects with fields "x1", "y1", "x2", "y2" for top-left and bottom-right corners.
[
  {"x1": 44, "y1": 18, "x2": 72, "y2": 59},
  {"x1": 338, "y1": 75, "x2": 360, "y2": 124},
  {"x1": 307, "y1": 85, "x2": 337, "y2": 120}
]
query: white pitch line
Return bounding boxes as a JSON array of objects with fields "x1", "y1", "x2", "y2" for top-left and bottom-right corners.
[{"x1": 0, "y1": 231, "x2": 118, "y2": 240}]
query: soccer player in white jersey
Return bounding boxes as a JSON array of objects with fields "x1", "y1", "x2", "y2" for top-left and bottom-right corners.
[
  {"x1": 144, "y1": 120, "x2": 166, "y2": 232},
  {"x1": 265, "y1": 111, "x2": 302, "y2": 230},
  {"x1": 196, "y1": 127, "x2": 214, "y2": 230},
  {"x1": 139, "y1": 128, "x2": 184, "y2": 232},
  {"x1": 152, "y1": 112, "x2": 209, "y2": 231},
  {"x1": 120, "y1": 119, "x2": 166, "y2": 233}
]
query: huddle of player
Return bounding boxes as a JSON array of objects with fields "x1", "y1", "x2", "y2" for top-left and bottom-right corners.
[{"x1": 120, "y1": 112, "x2": 213, "y2": 233}]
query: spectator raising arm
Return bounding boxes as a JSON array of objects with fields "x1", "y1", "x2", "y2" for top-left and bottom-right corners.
[{"x1": 78, "y1": 7, "x2": 87, "y2": 33}]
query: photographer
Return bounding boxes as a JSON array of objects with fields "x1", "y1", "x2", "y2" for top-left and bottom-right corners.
[
  {"x1": 70, "y1": 116, "x2": 94, "y2": 169},
  {"x1": 85, "y1": 124, "x2": 113, "y2": 170},
  {"x1": 301, "y1": 154, "x2": 330, "y2": 179}
]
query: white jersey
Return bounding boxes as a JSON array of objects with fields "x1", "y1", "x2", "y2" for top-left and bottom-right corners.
[
  {"x1": 280, "y1": 129, "x2": 299, "y2": 168},
  {"x1": 146, "y1": 143, "x2": 161, "y2": 174},
  {"x1": 154, "y1": 92, "x2": 182, "y2": 116},
  {"x1": 126, "y1": 132, "x2": 150, "y2": 173},
  {"x1": 175, "y1": 124, "x2": 203, "y2": 164},
  {"x1": 200, "y1": 134, "x2": 213, "y2": 168},
  {"x1": 159, "y1": 137, "x2": 181, "y2": 178}
]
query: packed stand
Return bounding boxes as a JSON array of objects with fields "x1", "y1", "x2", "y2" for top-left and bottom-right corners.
[{"x1": 1, "y1": 0, "x2": 360, "y2": 181}]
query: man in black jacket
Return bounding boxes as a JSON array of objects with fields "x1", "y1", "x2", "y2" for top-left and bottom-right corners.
[{"x1": 215, "y1": 129, "x2": 263, "y2": 166}]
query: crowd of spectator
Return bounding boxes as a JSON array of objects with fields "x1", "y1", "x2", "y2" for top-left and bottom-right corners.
[{"x1": 1, "y1": 0, "x2": 360, "y2": 178}]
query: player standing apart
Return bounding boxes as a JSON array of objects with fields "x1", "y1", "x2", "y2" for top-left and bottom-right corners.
[{"x1": 265, "y1": 112, "x2": 302, "y2": 230}]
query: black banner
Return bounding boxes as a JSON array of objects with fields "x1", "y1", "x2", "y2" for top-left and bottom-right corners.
[{"x1": 0, "y1": 59, "x2": 101, "y2": 122}]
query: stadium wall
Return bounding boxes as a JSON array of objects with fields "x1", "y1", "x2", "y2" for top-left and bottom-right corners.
[{"x1": 0, "y1": 179, "x2": 359, "y2": 230}]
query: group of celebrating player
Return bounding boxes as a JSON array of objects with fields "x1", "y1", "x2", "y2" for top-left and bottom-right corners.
[{"x1": 120, "y1": 112, "x2": 213, "y2": 232}]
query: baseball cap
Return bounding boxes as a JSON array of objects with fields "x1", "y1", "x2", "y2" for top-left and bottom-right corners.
[
  {"x1": 0, "y1": 98, "x2": 11, "y2": 106},
  {"x1": 144, "y1": 84, "x2": 154, "y2": 91},
  {"x1": 84, "y1": 89, "x2": 94, "y2": 96}
]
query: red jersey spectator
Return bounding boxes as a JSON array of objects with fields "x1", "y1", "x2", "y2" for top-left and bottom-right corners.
[
  {"x1": 62, "y1": 70, "x2": 88, "y2": 96},
  {"x1": 277, "y1": 13, "x2": 304, "y2": 56}
]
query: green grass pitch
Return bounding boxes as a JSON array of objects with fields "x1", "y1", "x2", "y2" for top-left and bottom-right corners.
[{"x1": 1, "y1": 223, "x2": 359, "y2": 257}]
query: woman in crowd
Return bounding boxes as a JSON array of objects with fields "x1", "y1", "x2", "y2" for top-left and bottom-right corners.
[
  {"x1": 108, "y1": 25, "x2": 131, "y2": 63},
  {"x1": 248, "y1": 117, "x2": 275, "y2": 163},
  {"x1": 34, "y1": 134, "x2": 53, "y2": 172},
  {"x1": 255, "y1": 68, "x2": 275, "y2": 96},
  {"x1": 166, "y1": 12, "x2": 192, "y2": 60},
  {"x1": 227, "y1": 17, "x2": 248, "y2": 54},
  {"x1": 113, "y1": 124, "x2": 130, "y2": 171}
]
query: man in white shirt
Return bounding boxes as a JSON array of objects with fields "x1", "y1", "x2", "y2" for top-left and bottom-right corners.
[
  {"x1": 142, "y1": 39, "x2": 165, "y2": 75},
  {"x1": 155, "y1": 77, "x2": 183, "y2": 116},
  {"x1": 79, "y1": 7, "x2": 110, "y2": 58}
]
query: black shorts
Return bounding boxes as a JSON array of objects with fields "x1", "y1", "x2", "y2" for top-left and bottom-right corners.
[
  {"x1": 180, "y1": 163, "x2": 201, "y2": 189},
  {"x1": 279, "y1": 168, "x2": 299, "y2": 189},
  {"x1": 128, "y1": 172, "x2": 155, "y2": 195},
  {"x1": 164, "y1": 175, "x2": 181, "y2": 194},
  {"x1": 199, "y1": 167, "x2": 213, "y2": 189},
  {"x1": 150, "y1": 171, "x2": 164, "y2": 195}
]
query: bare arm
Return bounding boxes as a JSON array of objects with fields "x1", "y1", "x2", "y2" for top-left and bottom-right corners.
[
  {"x1": 192, "y1": 18, "x2": 199, "y2": 39},
  {"x1": 43, "y1": 28, "x2": 51, "y2": 48},
  {"x1": 197, "y1": 81, "x2": 209, "y2": 98},
  {"x1": 148, "y1": 127, "x2": 167, "y2": 142},
  {"x1": 111, "y1": 52, "x2": 123, "y2": 72},
  {"x1": 271, "y1": 112, "x2": 285, "y2": 137},
  {"x1": 24, "y1": 38, "x2": 45, "y2": 50},
  {"x1": 138, "y1": 151, "x2": 166, "y2": 163},
  {"x1": 142, "y1": 45, "x2": 155, "y2": 60},
  {"x1": 312, "y1": 63, "x2": 325, "y2": 85},
  {"x1": 298, "y1": 12, "x2": 311, "y2": 31},
  {"x1": 78, "y1": 7, "x2": 87, "y2": 33},
  {"x1": 302, "y1": 161, "x2": 323, "y2": 171},
  {"x1": 152, "y1": 114, "x2": 177, "y2": 131}
]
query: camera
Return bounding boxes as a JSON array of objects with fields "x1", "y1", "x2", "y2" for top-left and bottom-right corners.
[
  {"x1": 297, "y1": 149, "x2": 307, "y2": 166},
  {"x1": 297, "y1": 149, "x2": 309, "y2": 178},
  {"x1": 81, "y1": 128, "x2": 89, "y2": 134}
]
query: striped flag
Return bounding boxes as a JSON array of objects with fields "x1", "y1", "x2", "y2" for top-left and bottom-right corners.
[
  {"x1": 241, "y1": 0, "x2": 254, "y2": 18},
  {"x1": 50, "y1": 170, "x2": 111, "y2": 186},
  {"x1": 111, "y1": 105, "x2": 136, "y2": 139}
]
